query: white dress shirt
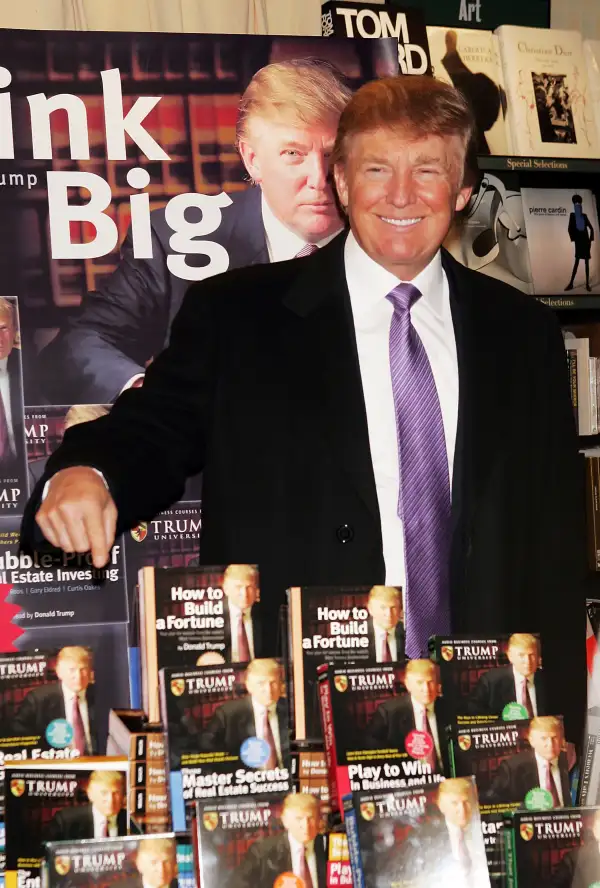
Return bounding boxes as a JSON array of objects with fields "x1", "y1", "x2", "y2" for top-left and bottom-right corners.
[
  {"x1": 262, "y1": 195, "x2": 340, "y2": 262},
  {"x1": 374, "y1": 625, "x2": 398, "y2": 662},
  {"x1": 92, "y1": 806, "x2": 119, "y2": 838},
  {"x1": 412, "y1": 699, "x2": 442, "y2": 763},
  {"x1": 535, "y1": 754, "x2": 564, "y2": 806},
  {"x1": 252, "y1": 699, "x2": 282, "y2": 767},
  {"x1": 289, "y1": 835, "x2": 318, "y2": 888},
  {"x1": 62, "y1": 685, "x2": 92, "y2": 753},
  {"x1": 446, "y1": 822, "x2": 488, "y2": 886},
  {"x1": 0, "y1": 357, "x2": 16, "y2": 456},
  {"x1": 229, "y1": 602, "x2": 255, "y2": 661},
  {"x1": 513, "y1": 667, "x2": 538, "y2": 716},
  {"x1": 344, "y1": 231, "x2": 459, "y2": 590}
]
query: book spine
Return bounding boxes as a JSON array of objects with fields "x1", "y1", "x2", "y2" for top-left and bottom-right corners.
[
  {"x1": 577, "y1": 342, "x2": 592, "y2": 435},
  {"x1": 591, "y1": 357, "x2": 598, "y2": 435},
  {"x1": 566, "y1": 348, "x2": 579, "y2": 433},
  {"x1": 318, "y1": 665, "x2": 341, "y2": 819},
  {"x1": 578, "y1": 730, "x2": 599, "y2": 805},
  {"x1": 587, "y1": 458, "x2": 600, "y2": 571},
  {"x1": 494, "y1": 28, "x2": 523, "y2": 155},
  {"x1": 503, "y1": 817, "x2": 517, "y2": 888},
  {"x1": 342, "y1": 795, "x2": 364, "y2": 888}
]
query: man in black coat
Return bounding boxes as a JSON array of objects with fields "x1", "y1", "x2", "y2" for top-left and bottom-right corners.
[
  {"x1": 0, "y1": 297, "x2": 26, "y2": 479},
  {"x1": 467, "y1": 633, "x2": 546, "y2": 719},
  {"x1": 37, "y1": 59, "x2": 350, "y2": 405},
  {"x1": 43, "y1": 770, "x2": 127, "y2": 840},
  {"x1": 12, "y1": 646, "x2": 97, "y2": 755},
  {"x1": 229, "y1": 793, "x2": 326, "y2": 888},
  {"x1": 198, "y1": 658, "x2": 289, "y2": 768},
  {"x1": 221, "y1": 563, "x2": 262, "y2": 662},
  {"x1": 364, "y1": 659, "x2": 448, "y2": 774},
  {"x1": 366, "y1": 585, "x2": 405, "y2": 662},
  {"x1": 121, "y1": 837, "x2": 178, "y2": 888},
  {"x1": 485, "y1": 716, "x2": 570, "y2": 807},
  {"x1": 23, "y1": 75, "x2": 587, "y2": 747}
]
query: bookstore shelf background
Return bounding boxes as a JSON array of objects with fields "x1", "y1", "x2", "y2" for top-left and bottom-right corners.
[{"x1": 0, "y1": 3, "x2": 598, "y2": 888}]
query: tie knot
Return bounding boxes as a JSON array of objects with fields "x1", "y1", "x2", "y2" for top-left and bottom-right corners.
[
  {"x1": 387, "y1": 282, "x2": 422, "y2": 313},
  {"x1": 295, "y1": 243, "x2": 319, "y2": 259}
]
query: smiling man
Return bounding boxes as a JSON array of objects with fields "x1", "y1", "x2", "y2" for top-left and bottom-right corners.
[
  {"x1": 38, "y1": 58, "x2": 350, "y2": 404},
  {"x1": 24, "y1": 75, "x2": 586, "y2": 746}
]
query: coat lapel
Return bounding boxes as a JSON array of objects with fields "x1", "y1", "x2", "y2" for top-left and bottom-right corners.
[{"x1": 281, "y1": 236, "x2": 381, "y2": 524}]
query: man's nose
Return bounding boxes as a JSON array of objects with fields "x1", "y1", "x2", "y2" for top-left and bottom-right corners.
[
  {"x1": 306, "y1": 154, "x2": 328, "y2": 190},
  {"x1": 388, "y1": 168, "x2": 414, "y2": 207}
]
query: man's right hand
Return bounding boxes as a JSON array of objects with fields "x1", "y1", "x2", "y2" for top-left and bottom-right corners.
[{"x1": 35, "y1": 467, "x2": 118, "y2": 568}]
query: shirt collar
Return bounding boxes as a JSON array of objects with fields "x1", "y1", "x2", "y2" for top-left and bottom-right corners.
[
  {"x1": 229, "y1": 602, "x2": 250, "y2": 619},
  {"x1": 412, "y1": 699, "x2": 433, "y2": 716},
  {"x1": 63, "y1": 685, "x2": 84, "y2": 702},
  {"x1": 513, "y1": 667, "x2": 533, "y2": 687},
  {"x1": 261, "y1": 193, "x2": 340, "y2": 262},
  {"x1": 535, "y1": 753, "x2": 558, "y2": 770},
  {"x1": 374, "y1": 624, "x2": 391, "y2": 639},
  {"x1": 288, "y1": 834, "x2": 314, "y2": 857},
  {"x1": 344, "y1": 229, "x2": 445, "y2": 321},
  {"x1": 0, "y1": 357, "x2": 8, "y2": 373}
]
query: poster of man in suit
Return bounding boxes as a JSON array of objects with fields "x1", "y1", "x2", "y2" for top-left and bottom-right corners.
[
  {"x1": 11, "y1": 645, "x2": 97, "y2": 755},
  {"x1": 0, "y1": 297, "x2": 27, "y2": 510},
  {"x1": 123, "y1": 837, "x2": 179, "y2": 888},
  {"x1": 366, "y1": 585, "x2": 405, "y2": 663},
  {"x1": 222, "y1": 563, "x2": 261, "y2": 662},
  {"x1": 43, "y1": 770, "x2": 128, "y2": 841},
  {"x1": 467, "y1": 633, "x2": 546, "y2": 720}
]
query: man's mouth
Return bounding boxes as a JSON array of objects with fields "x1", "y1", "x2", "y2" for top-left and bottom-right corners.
[{"x1": 379, "y1": 216, "x2": 423, "y2": 228}]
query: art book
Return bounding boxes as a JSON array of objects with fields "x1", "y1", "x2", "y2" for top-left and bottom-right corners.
[
  {"x1": 44, "y1": 833, "x2": 179, "y2": 888},
  {"x1": 427, "y1": 26, "x2": 510, "y2": 155},
  {"x1": 139, "y1": 563, "x2": 261, "y2": 722},
  {"x1": 521, "y1": 188, "x2": 600, "y2": 295},
  {"x1": 4, "y1": 757, "x2": 128, "y2": 888},
  {"x1": 505, "y1": 807, "x2": 600, "y2": 887},
  {"x1": 318, "y1": 661, "x2": 446, "y2": 819},
  {"x1": 346, "y1": 778, "x2": 490, "y2": 888},
  {"x1": 195, "y1": 791, "x2": 333, "y2": 888},
  {"x1": 429, "y1": 633, "x2": 546, "y2": 725},
  {"x1": 288, "y1": 584, "x2": 404, "y2": 741},
  {"x1": 495, "y1": 25, "x2": 599, "y2": 158},
  {"x1": 159, "y1": 660, "x2": 291, "y2": 831}
]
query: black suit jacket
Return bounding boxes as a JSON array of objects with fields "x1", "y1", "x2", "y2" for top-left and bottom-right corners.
[
  {"x1": 485, "y1": 750, "x2": 571, "y2": 806},
  {"x1": 197, "y1": 696, "x2": 289, "y2": 763},
  {"x1": 11, "y1": 682, "x2": 97, "y2": 754},
  {"x1": 228, "y1": 833, "x2": 327, "y2": 888},
  {"x1": 467, "y1": 665, "x2": 546, "y2": 718},
  {"x1": 21, "y1": 235, "x2": 587, "y2": 743},
  {"x1": 37, "y1": 188, "x2": 268, "y2": 404},
  {"x1": 548, "y1": 842, "x2": 600, "y2": 888},
  {"x1": 363, "y1": 695, "x2": 449, "y2": 774},
  {"x1": 366, "y1": 618, "x2": 405, "y2": 662},
  {"x1": 43, "y1": 804, "x2": 128, "y2": 841}
]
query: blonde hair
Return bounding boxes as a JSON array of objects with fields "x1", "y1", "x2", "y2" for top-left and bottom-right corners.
[
  {"x1": 64, "y1": 404, "x2": 109, "y2": 431},
  {"x1": 405, "y1": 659, "x2": 438, "y2": 679},
  {"x1": 88, "y1": 770, "x2": 125, "y2": 790},
  {"x1": 236, "y1": 58, "x2": 352, "y2": 146},
  {"x1": 368, "y1": 585, "x2": 402, "y2": 605},
  {"x1": 331, "y1": 75, "x2": 476, "y2": 185},
  {"x1": 223, "y1": 564, "x2": 258, "y2": 584},
  {"x1": 245, "y1": 658, "x2": 280, "y2": 680},
  {"x1": 136, "y1": 838, "x2": 176, "y2": 859},
  {"x1": 437, "y1": 777, "x2": 475, "y2": 802},
  {"x1": 0, "y1": 298, "x2": 15, "y2": 328},
  {"x1": 282, "y1": 792, "x2": 320, "y2": 815},
  {"x1": 508, "y1": 633, "x2": 539, "y2": 652},
  {"x1": 57, "y1": 646, "x2": 92, "y2": 667},
  {"x1": 529, "y1": 716, "x2": 563, "y2": 737}
]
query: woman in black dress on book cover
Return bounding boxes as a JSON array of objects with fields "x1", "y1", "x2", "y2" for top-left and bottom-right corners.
[{"x1": 566, "y1": 193, "x2": 594, "y2": 292}]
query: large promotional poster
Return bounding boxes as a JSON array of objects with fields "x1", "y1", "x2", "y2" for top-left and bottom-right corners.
[{"x1": 0, "y1": 30, "x2": 398, "y2": 660}]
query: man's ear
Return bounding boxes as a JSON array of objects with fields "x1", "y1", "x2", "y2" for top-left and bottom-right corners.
[
  {"x1": 238, "y1": 139, "x2": 261, "y2": 184},
  {"x1": 333, "y1": 163, "x2": 349, "y2": 211},
  {"x1": 455, "y1": 184, "x2": 473, "y2": 213}
]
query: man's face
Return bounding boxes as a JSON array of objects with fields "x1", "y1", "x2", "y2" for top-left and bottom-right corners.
[
  {"x1": 246, "y1": 669, "x2": 282, "y2": 707},
  {"x1": 334, "y1": 128, "x2": 471, "y2": 279},
  {"x1": 0, "y1": 316, "x2": 15, "y2": 360},
  {"x1": 223, "y1": 572, "x2": 259, "y2": 611},
  {"x1": 405, "y1": 668, "x2": 438, "y2": 706},
  {"x1": 282, "y1": 804, "x2": 319, "y2": 845},
  {"x1": 240, "y1": 116, "x2": 342, "y2": 243},
  {"x1": 136, "y1": 850, "x2": 177, "y2": 888},
  {"x1": 368, "y1": 596, "x2": 402, "y2": 631},
  {"x1": 438, "y1": 791, "x2": 473, "y2": 830},
  {"x1": 56, "y1": 656, "x2": 91, "y2": 693},
  {"x1": 508, "y1": 643, "x2": 540, "y2": 678},
  {"x1": 88, "y1": 779, "x2": 124, "y2": 817},
  {"x1": 529, "y1": 728, "x2": 562, "y2": 762}
]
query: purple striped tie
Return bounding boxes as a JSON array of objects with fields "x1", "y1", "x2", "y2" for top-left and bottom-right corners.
[
  {"x1": 295, "y1": 243, "x2": 319, "y2": 258},
  {"x1": 387, "y1": 282, "x2": 452, "y2": 657}
]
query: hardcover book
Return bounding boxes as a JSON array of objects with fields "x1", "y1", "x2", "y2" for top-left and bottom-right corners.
[
  {"x1": 4, "y1": 757, "x2": 129, "y2": 888},
  {"x1": 581, "y1": 599, "x2": 600, "y2": 805},
  {"x1": 288, "y1": 584, "x2": 404, "y2": 741},
  {"x1": 429, "y1": 633, "x2": 546, "y2": 725},
  {"x1": 318, "y1": 661, "x2": 446, "y2": 819},
  {"x1": 495, "y1": 25, "x2": 599, "y2": 158},
  {"x1": 346, "y1": 778, "x2": 490, "y2": 888},
  {"x1": 427, "y1": 27, "x2": 511, "y2": 154},
  {"x1": 584, "y1": 40, "x2": 600, "y2": 147},
  {"x1": 505, "y1": 807, "x2": 600, "y2": 887},
  {"x1": 160, "y1": 660, "x2": 291, "y2": 831},
  {"x1": 44, "y1": 833, "x2": 179, "y2": 888},
  {"x1": 291, "y1": 747, "x2": 331, "y2": 821},
  {"x1": 139, "y1": 563, "x2": 261, "y2": 723},
  {"x1": 521, "y1": 188, "x2": 600, "y2": 295},
  {"x1": 195, "y1": 791, "x2": 330, "y2": 888}
]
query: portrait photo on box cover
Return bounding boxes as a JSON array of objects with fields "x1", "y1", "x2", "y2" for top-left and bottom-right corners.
[
  {"x1": 5, "y1": 33, "x2": 397, "y2": 407},
  {"x1": 48, "y1": 836, "x2": 178, "y2": 888},
  {"x1": 538, "y1": 809, "x2": 600, "y2": 888},
  {"x1": 483, "y1": 715, "x2": 569, "y2": 808},
  {"x1": 0, "y1": 297, "x2": 26, "y2": 481},
  {"x1": 43, "y1": 769, "x2": 128, "y2": 841},
  {"x1": 467, "y1": 632, "x2": 546, "y2": 719},
  {"x1": 366, "y1": 585, "x2": 405, "y2": 663},
  {"x1": 119, "y1": 837, "x2": 179, "y2": 888}
]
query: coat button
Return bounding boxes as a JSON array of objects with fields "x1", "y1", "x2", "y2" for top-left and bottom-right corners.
[{"x1": 336, "y1": 524, "x2": 354, "y2": 543}]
